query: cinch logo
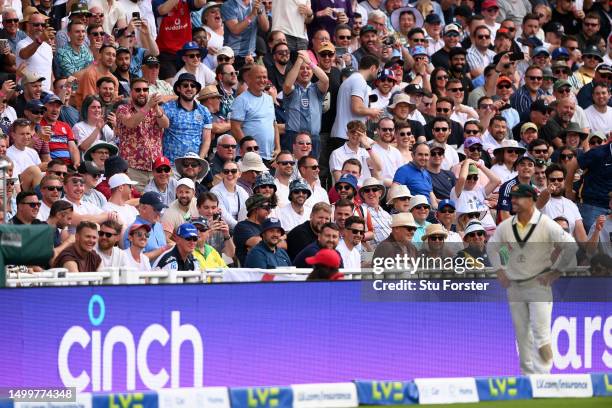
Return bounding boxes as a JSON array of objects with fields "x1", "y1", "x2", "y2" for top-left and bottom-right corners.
[
  {"x1": 371, "y1": 381, "x2": 404, "y2": 402},
  {"x1": 58, "y1": 295, "x2": 204, "y2": 392},
  {"x1": 246, "y1": 387, "x2": 280, "y2": 408},
  {"x1": 488, "y1": 377, "x2": 517, "y2": 397}
]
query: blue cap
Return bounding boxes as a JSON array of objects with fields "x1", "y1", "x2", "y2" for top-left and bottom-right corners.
[
  {"x1": 551, "y1": 47, "x2": 569, "y2": 60},
  {"x1": 140, "y1": 191, "x2": 167, "y2": 212},
  {"x1": 42, "y1": 93, "x2": 63, "y2": 105},
  {"x1": 25, "y1": 99, "x2": 45, "y2": 111},
  {"x1": 438, "y1": 199, "x2": 456, "y2": 210},
  {"x1": 335, "y1": 173, "x2": 358, "y2": 190},
  {"x1": 425, "y1": 13, "x2": 441, "y2": 24},
  {"x1": 177, "y1": 41, "x2": 205, "y2": 56},
  {"x1": 176, "y1": 223, "x2": 198, "y2": 239},
  {"x1": 519, "y1": 36, "x2": 543, "y2": 48},
  {"x1": 260, "y1": 217, "x2": 284, "y2": 234},
  {"x1": 533, "y1": 46, "x2": 550, "y2": 57},
  {"x1": 411, "y1": 45, "x2": 428, "y2": 57}
]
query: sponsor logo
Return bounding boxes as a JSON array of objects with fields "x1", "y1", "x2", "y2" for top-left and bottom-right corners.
[
  {"x1": 58, "y1": 295, "x2": 204, "y2": 392},
  {"x1": 488, "y1": 377, "x2": 518, "y2": 397},
  {"x1": 371, "y1": 381, "x2": 405, "y2": 402},
  {"x1": 292, "y1": 383, "x2": 357, "y2": 408},
  {"x1": 551, "y1": 315, "x2": 612, "y2": 370},
  {"x1": 530, "y1": 374, "x2": 593, "y2": 398},
  {"x1": 246, "y1": 388, "x2": 281, "y2": 408}
]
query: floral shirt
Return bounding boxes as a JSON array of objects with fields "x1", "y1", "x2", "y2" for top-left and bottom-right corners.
[{"x1": 115, "y1": 103, "x2": 164, "y2": 171}]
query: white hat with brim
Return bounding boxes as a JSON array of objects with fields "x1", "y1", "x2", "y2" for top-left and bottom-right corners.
[
  {"x1": 390, "y1": 6, "x2": 424, "y2": 33},
  {"x1": 493, "y1": 139, "x2": 526, "y2": 155},
  {"x1": 421, "y1": 224, "x2": 448, "y2": 241},
  {"x1": 386, "y1": 184, "x2": 412, "y2": 205},
  {"x1": 463, "y1": 220, "x2": 486, "y2": 237},
  {"x1": 239, "y1": 152, "x2": 268, "y2": 172},
  {"x1": 391, "y1": 212, "x2": 418, "y2": 228},
  {"x1": 409, "y1": 194, "x2": 430, "y2": 211},
  {"x1": 175, "y1": 152, "x2": 210, "y2": 180},
  {"x1": 358, "y1": 177, "x2": 386, "y2": 200}
]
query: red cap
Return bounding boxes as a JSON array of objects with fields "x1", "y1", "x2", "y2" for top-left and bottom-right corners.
[
  {"x1": 306, "y1": 249, "x2": 341, "y2": 268},
  {"x1": 128, "y1": 223, "x2": 152, "y2": 234},
  {"x1": 482, "y1": 0, "x2": 498, "y2": 8},
  {"x1": 153, "y1": 156, "x2": 171, "y2": 169},
  {"x1": 496, "y1": 76, "x2": 512, "y2": 85}
]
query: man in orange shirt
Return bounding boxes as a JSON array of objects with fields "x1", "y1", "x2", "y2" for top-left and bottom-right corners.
[{"x1": 74, "y1": 44, "x2": 119, "y2": 108}]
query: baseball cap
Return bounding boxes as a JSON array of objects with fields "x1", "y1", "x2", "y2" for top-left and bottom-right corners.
[
  {"x1": 25, "y1": 99, "x2": 45, "y2": 111},
  {"x1": 496, "y1": 76, "x2": 512, "y2": 85},
  {"x1": 360, "y1": 25, "x2": 377, "y2": 36},
  {"x1": 21, "y1": 72, "x2": 45, "y2": 86},
  {"x1": 128, "y1": 223, "x2": 152, "y2": 235},
  {"x1": 496, "y1": 28, "x2": 511, "y2": 39},
  {"x1": 176, "y1": 223, "x2": 198, "y2": 239},
  {"x1": 530, "y1": 99, "x2": 550, "y2": 113},
  {"x1": 191, "y1": 216, "x2": 210, "y2": 230},
  {"x1": 140, "y1": 191, "x2": 167, "y2": 212},
  {"x1": 153, "y1": 156, "x2": 171, "y2": 170},
  {"x1": 218, "y1": 46, "x2": 235, "y2": 58},
  {"x1": 143, "y1": 55, "x2": 160, "y2": 66},
  {"x1": 533, "y1": 46, "x2": 550, "y2": 57},
  {"x1": 553, "y1": 79, "x2": 571, "y2": 92},
  {"x1": 464, "y1": 137, "x2": 483, "y2": 148},
  {"x1": 306, "y1": 248, "x2": 341, "y2": 268},
  {"x1": 77, "y1": 161, "x2": 103, "y2": 176},
  {"x1": 518, "y1": 36, "x2": 543, "y2": 48},
  {"x1": 513, "y1": 155, "x2": 536, "y2": 169},
  {"x1": 438, "y1": 199, "x2": 455, "y2": 210},
  {"x1": 481, "y1": 0, "x2": 498, "y2": 8},
  {"x1": 42, "y1": 93, "x2": 63, "y2": 105},
  {"x1": 430, "y1": 141, "x2": 446, "y2": 152},
  {"x1": 425, "y1": 13, "x2": 441, "y2": 24},
  {"x1": 443, "y1": 23, "x2": 461, "y2": 36},
  {"x1": 317, "y1": 42, "x2": 335, "y2": 54},
  {"x1": 551, "y1": 47, "x2": 570, "y2": 60},
  {"x1": 405, "y1": 83, "x2": 425, "y2": 95},
  {"x1": 520, "y1": 122, "x2": 538, "y2": 133},
  {"x1": 109, "y1": 173, "x2": 137, "y2": 189},
  {"x1": 377, "y1": 69, "x2": 397, "y2": 82},
  {"x1": 543, "y1": 21, "x2": 564, "y2": 36},
  {"x1": 260, "y1": 217, "x2": 284, "y2": 234},
  {"x1": 509, "y1": 183, "x2": 538, "y2": 200},
  {"x1": 177, "y1": 178, "x2": 195, "y2": 190}
]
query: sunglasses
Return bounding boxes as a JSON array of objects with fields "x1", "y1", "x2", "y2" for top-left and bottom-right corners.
[
  {"x1": 245, "y1": 146, "x2": 259, "y2": 152},
  {"x1": 182, "y1": 236, "x2": 198, "y2": 242},
  {"x1": 411, "y1": 38, "x2": 427, "y2": 43},
  {"x1": 467, "y1": 145, "x2": 482, "y2": 152},
  {"x1": 349, "y1": 228, "x2": 365, "y2": 235},
  {"x1": 589, "y1": 139, "x2": 603, "y2": 145},
  {"x1": 430, "y1": 150, "x2": 444, "y2": 157},
  {"x1": 337, "y1": 35, "x2": 352, "y2": 40},
  {"x1": 433, "y1": 127, "x2": 449, "y2": 132},
  {"x1": 133, "y1": 87, "x2": 149, "y2": 93},
  {"x1": 223, "y1": 168, "x2": 238, "y2": 174},
  {"x1": 51, "y1": 171, "x2": 67, "y2": 177},
  {"x1": 557, "y1": 87, "x2": 571, "y2": 94},
  {"x1": 180, "y1": 82, "x2": 198, "y2": 89},
  {"x1": 304, "y1": 164, "x2": 319, "y2": 170},
  {"x1": 319, "y1": 52, "x2": 335, "y2": 58},
  {"x1": 428, "y1": 235, "x2": 445, "y2": 241},
  {"x1": 497, "y1": 84, "x2": 512, "y2": 89},
  {"x1": 70, "y1": 179, "x2": 85, "y2": 185},
  {"x1": 436, "y1": 108, "x2": 450, "y2": 114},
  {"x1": 467, "y1": 175, "x2": 479, "y2": 181},
  {"x1": 43, "y1": 185, "x2": 63, "y2": 191},
  {"x1": 219, "y1": 144, "x2": 237, "y2": 149},
  {"x1": 21, "y1": 202, "x2": 41, "y2": 208},
  {"x1": 296, "y1": 141, "x2": 312, "y2": 146},
  {"x1": 275, "y1": 50, "x2": 290, "y2": 56},
  {"x1": 218, "y1": 56, "x2": 231, "y2": 62},
  {"x1": 336, "y1": 184, "x2": 353, "y2": 191},
  {"x1": 553, "y1": 69, "x2": 570, "y2": 75},
  {"x1": 465, "y1": 129, "x2": 480, "y2": 136},
  {"x1": 560, "y1": 153, "x2": 574, "y2": 160},
  {"x1": 183, "y1": 162, "x2": 201, "y2": 168},
  {"x1": 436, "y1": 75, "x2": 449, "y2": 81},
  {"x1": 484, "y1": 7, "x2": 499, "y2": 12},
  {"x1": 448, "y1": 87, "x2": 464, "y2": 92},
  {"x1": 99, "y1": 231, "x2": 118, "y2": 238},
  {"x1": 90, "y1": 31, "x2": 105, "y2": 37},
  {"x1": 527, "y1": 76, "x2": 543, "y2": 81},
  {"x1": 185, "y1": 53, "x2": 201, "y2": 59},
  {"x1": 155, "y1": 166, "x2": 171, "y2": 173},
  {"x1": 438, "y1": 208, "x2": 455, "y2": 214},
  {"x1": 466, "y1": 231, "x2": 485, "y2": 238},
  {"x1": 413, "y1": 204, "x2": 430, "y2": 210},
  {"x1": 3, "y1": 18, "x2": 19, "y2": 24},
  {"x1": 532, "y1": 149, "x2": 548, "y2": 154},
  {"x1": 466, "y1": 212, "x2": 480, "y2": 219},
  {"x1": 398, "y1": 131, "x2": 412, "y2": 137},
  {"x1": 132, "y1": 231, "x2": 151, "y2": 238},
  {"x1": 30, "y1": 22, "x2": 46, "y2": 27},
  {"x1": 277, "y1": 160, "x2": 295, "y2": 166},
  {"x1": 361, "y1": 187, "x2": 380, "y2": 194},
  {"x1": 379, "y1": 127, "x2": 394, "y2": 132},
  {"x1": 30, "y1": 109, "x2": 45, "y2": 115},
  {"x1": 405, "y1": 227, "x2": 417, "y2": 232},
  {"x1": 505, "y1": 148, "x2": 521, "y2": 154},
  {"x1": 548, "y1": 177, "x2": 564, "y2": 182}
]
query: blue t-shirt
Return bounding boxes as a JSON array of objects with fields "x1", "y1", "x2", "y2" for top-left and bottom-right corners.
[
  {"x1": 233, "y1": 219, "x2": 262, "y2": 266},
  {"x1": 221, "y1": 0, "x2": 257, "y2": 57},
  {"x1": 578, "y1": 143, "x2": 612, "y2": 208},
  {"x1": 123, "y1": 215, "x2": 167, "y2": 253},
  {"x1": 244, "y1": 240, "x2": 291, "y2": 269},
  {"x1": 393, "y1": 163, "x2": 433, "y2": 200},
  {"x1": 162, "y1": 101, "x2": 213, "y2": 163},
  {"x1": 230, "y1": 90, "x2": 276, "y2": 160}
]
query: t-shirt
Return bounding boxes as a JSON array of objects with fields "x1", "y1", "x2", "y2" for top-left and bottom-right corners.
[
  {"x1": 451, "y1": 185, "x2": 496, "y2": 229},
  {"x1": 41, "y1": 119, "x2": 76, "y2": 165},
  {"x1": 103, "y1": 202, "x2": 138, "y2": 231},
  {"x1": 331, "y1": 72, "x2": 369, "y2": 140},
  {"x1": 277, "y1": 204, "x2": 311, "y2": 233},
  {"x1": 123, "y1": 248, "x2": 152, "y2": 271},
  {"x1": 6, "y1": 145, "x2": 41, "y2": 176},
  {"x1": 372, "y1": 143, "x2": 403, "y2": 182},
  {"x1": 541, "y1": 196, "x2": 582, "y2": 234},
  {"x1": 72, "y1": 121, "x2": 115, "y2": 147},
  {"x1": 428, "y1": 169, "x2": 456, "y2": 200},
  {"x1": 584, "y1": 105, "x2": 612, "y2": 133},
  {"x1": 96, "y1": 246, "x2": 129, "y2": 269},
  {"x1": 577, "y1": 144, "x2": 612, "y2": 208},
  {"x1": 54, "y1": 244, "x2": 102, "y2": 272},
  {"x1": 153, "y1": 245, "x2": 199, "y2": 271},
  {"x1": 16, "y1": 36, "x2": 53, "y2": 91},
  {"x1": 329, "y1": 143, "x2": 371, "y2": 185},
  {"x1": 233, "y1": 219, "x2": 262, "y2": 266},
  {"x1": 393, "y1": 162, "x2": 433, "y2": 200},
  {"x1": 230, "y1": 90, "x2": 276, "y2": 160}
]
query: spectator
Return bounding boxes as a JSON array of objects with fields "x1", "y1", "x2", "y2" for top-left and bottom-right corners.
[
  {"x1": 211, "y1": 160, "x2": 249, "y2": 229},
  {"x1": 73, "y1": 95, "x2": 116, "y2": 153},
  {"x1": 6, "y1": 118, "x2": 41, "y2": 177},
  {"x1": 124, "y1": 223, "x2": 153, "y2": 271},
  {"x1": 236, "y1": 151, "x2": 267, "y2": 195},
  {"x1": 358, "y1": 177, "x2": 390, "y2": 246},
  {"x1": 238, "y1": 136, "x2": 260, "y2": 159},
  {"x1": 330, "y1": 120, "x2": 381, "y2": 184},
  {"x1": 510, "y1": 65, "x2": 545, "y2": 120},
  {"x1": 191, "y1": 216, "x2": 227, "y2": 269},
  {"x1": 372, "y1": 212, "x2": 418, "y2": 263},
  {"x1": 272, "y1": 151, "x2": 295, "y2": 207},
  {"x1": 10, "y1": 190, "x2": 44, "y2": 225},
  {"x1": 74, "y1": 45, "x2": 119, "y2": 109},
  {"x1": 0, "y1": 8, "x2": 27, "y2": 54},
  {"x1": 142, "y1": 55, "x2": 175, "y2": 102},
  {"x1": 163, "y1": 73, "x2": 212, "y2": 163},
  {"x1": 265, "y1": 42, "x2": 292, "y2": 91},
  {"x1": 552, "y1": 79, "x2": 589, "y2": 130},
  {"x1": 282, "y1": 50, "x2": 329, "y2": 156},
  {"x1": 230, "y1": 64, "x2": 280, "y2": 163},
  {"x1": 428, "y1": 97, "x2": 464, "y2": 146},
  {"x1": 56, "y1": 21, "x2": 93, "y2": 77},
  {"x1": 201, "y1": 3, "x2": 225, "y2": 67},
  {"x1": 252, "y1": 172, "x2": 280, "y2": 218},
  {"x1": 37, "y1": 174, "x2": 63, "y2": 221},
  {"x1": 172, "y1": 41, "x2": 215, "y2": 87},
  {"x1": 576, "y1": 63, "x2": 612, "y2": 109},
  {"x1": 386, "y1": 184, "x2": 412, "y2": 214},
  {"x1": 278, "y1": 178, "x2": 311, "y2": 232},
  {"x1": 431, "y1": 23, "x2": 462, "y2": 70},
  {"x1": 113, "y1": 47, "x2": 135, "y2": 97},
  {"x1": 41, "y1": 93, "x2": 80, "y2": 167},
  {"x1": 53, "y1": 221, "x2": 102, "y2": 272},
  {"x1": 233, "y1": 194, "x2": 271, "y2": 265},
  {"x1": 154, "y1": 0, "x2": 207, "y2": 79},
  {"x1": 86, "y1": 23, "x2": 104, "y2": 61},
  {"x1": 116, "y1": 78, "x2": 169, "y2": 190},
  {"x1": 77, "y1": 161, "x2": 107, "y2": 209},
  {"x1": 196, "y1": 192, "x2": 235, "y2": 259},
  {"x1": 221, "y1": 0, "x2": 270, "y2": 68},
  {"x1": 394, "y1": 142, "x2": 436, "y2": 205},
  {"x1": 198, "y1": 85, "x2": 231, "y2": 140},
  {"x1": 455, "y1": 220, "x2": 491, "y2": 266},
  {"x1": 584, "y1": 82, "x2": 612, "y2": 132},
  {"x1": 435, "y1": 199, "x2": 462, "y2": 243},
  {"x1": 296, "y1": 155, "x2": 329, "y2": 208},
  {"x1": 144, "y1": 156, "x2": 178, "y2": 206},
  {"x1": 84, "y1": 140, "x2": 119, "y2": 173},
  {"x1": 517, "y1": 122, "x2": 539, "y2": 150},
  {"x1": 17, "y1": 12, "x2": 53, "y2": 92},
  {"x1": 14, "y1": 72, "x2": 44, "y2": 118},
  {"x1": 482, "y1": 115, "x2": 509, "y2": 156},
  {"x1": 491, "y1": 140, "x2": 525, "y2": 185},
  {"x1": 540, "y1": 98, "x2": 577, "y2": 149},
  {"x1": 333, "y1": 173, "x2": 359, "y2": 208},
  {"x1": 161, "y1": 178, "x2": 199, "y2": 239},
  {"x1": 287, "y1": 201, "x2": 331, "y2": 260},
  {"x1": 210, "y1": 135, "x2": 237, "y2": 181},
  {"x1": 175, "y1": 152, "x2": 210, "y2": 197},
  {"x1": 244, "y1": 217, "x2": 291, "y2": 268},
  {"x1": 216, "y1": 62, "x2": 238, "y2": 119},
  {"x1": 427, "y1": 142, "x2": 457, "y2": 200},
  {"x1": 96, "y1": 219, "x2": 128, "y2": 268},
  {"x1": 394, "y1": 121, "x2": 415, "y2": 164},
  {"x1": 292, "y1": 132, "x2": 313, "y2": 162},
  {"x1": 153, "y1": 223, "x2": 200, "y2": 271},
  {"x1": 408, "y1": 195, "x2": 431, "y2": 244},
  {"x1": 372, "y1": 117, "x2": 403, "y2": 183},
  {"x1": 337, "y1": 215, "x2": 364, "y2": 270},
  {"x1": 420, "y1": 223, "x2": 453, "y2": 259},
  {"x1": 103, "y1": 174, "x2": 139, "y2": 232},
  {"x1": 55, "y1": 3, "x2": 91, "y2": 49},
  {"x1": 123, "y1": 191, "x2": 169, "y2": 262},
  {"x1": 47, "y1": 200, "x2": 74, "y2": 254},
  {"x1": 293, "y1": 221, "x2": 342, "y2": 268},
  {"x1": 306, "y1": 248, "x2": 344, "y2": 280},
  {"x1": 497, "y1": 155, "x2": 537, "y2": 222},
  {"x1": 116, "y1": 21, "x2": 159, "y2": 78}
]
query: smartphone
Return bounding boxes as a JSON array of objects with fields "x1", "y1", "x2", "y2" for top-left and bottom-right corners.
[
  {"x1": 336, "y1": 47, "x2": 347, "y2": 57},
  {"x1": 0, "y1": 39, "x2": 8, "y2": 50},
  {"x1": 213, "y1": 213, "x2": 221, "y2": 221},
  {"x1": 132, "y1": 12, "x2": 141, "y2": 20}
]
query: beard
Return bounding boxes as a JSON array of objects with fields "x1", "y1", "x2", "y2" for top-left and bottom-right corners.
[{"x1": 180, "y1": 93, "x2": 195, "y2": 102}]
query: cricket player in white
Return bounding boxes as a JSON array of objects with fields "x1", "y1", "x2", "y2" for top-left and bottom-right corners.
[{"x1": 488, "y1": 184, "x2": 576, "y2": 374}]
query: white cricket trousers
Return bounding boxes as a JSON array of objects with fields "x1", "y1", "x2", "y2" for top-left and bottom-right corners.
[{"x1": 507, "y1": 279, "x2": 553, "y2": 375}]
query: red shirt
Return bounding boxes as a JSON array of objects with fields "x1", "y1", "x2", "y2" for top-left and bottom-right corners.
[
  {"x1": 41, "y1": 119, "x2": 75, "y2": 166},
  {"x1": 156, "y1": 0, "x2": 193, "y2": 54}
]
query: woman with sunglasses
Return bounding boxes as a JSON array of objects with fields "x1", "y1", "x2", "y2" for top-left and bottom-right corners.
[
  {"x1": 430, "y1": 67, "x2": 449, "y2": 98},
  {"x1": 210, "y1": 160, "x2": 249, "y2": 229},
  {"x1": 554, "y1": 145, "x2": 583, "y2": 182}
]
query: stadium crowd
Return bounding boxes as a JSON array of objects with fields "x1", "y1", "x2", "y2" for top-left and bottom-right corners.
[{"x1": 0, "y1": 0, "x2": 610, "y2": 277}]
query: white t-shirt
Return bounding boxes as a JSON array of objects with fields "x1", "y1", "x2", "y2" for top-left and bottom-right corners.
[
  {"x1": 330, "y1": 143, "x2": 371, "y2": 185},
  {"x1": 304, "y1": 182, "x2": 330, "y2": 209},
  {"x1": 97, "y1": 246, "x2": 129, "y2": 269},
  {"x1": 372, "y1": 143, "x2": 403, "y2": 181},
  {"x1": 274, "y1": 178, "x2": 290, "y2": 208},
  {"x1": 585, "y1": 105, "x2": 612, "y2": 133},
  {"x1": 271, "y1": 0, "x2": 308, "y2": 39},
  {"x1": 123, "y1": 248, "x2": 152, "y2": 271},
  {"x1": 72, "y1": 121, "x2": 116, "y2": 147},
  {"x1": 171, "y1": 64, "x2": 215, "y2": 87},
  {"x1": 16, "y1": 36, "x2": 53, "y2": 92},
  {"x1": 541, "y1": 196, "x2": 582, "y2": 234},
  {"x1": 370, "y1": 88, "x2": 391, "y2": 111},
  {"x1": 450, "y1": 185, "x2": 496, "y2": 229},
  {"x1": 277, "y1": 203, "x2": 311, "y2": 232},
  {"x1": 6, "y1": 145, "x2": 41, "y2": 176},
  {"x1": 337, "y1": 239, "x2": 361, "y2": 271},
  {"x1": 331, "y1": 73, "x2": 369, "y2": 140},
  {"x1": 103, "y1": 201, "x2": 138, "y2": 230},
  {"x1": 490, "y1": 164, "x2": 517, "y2": 187},
  {"x1": 37, "y1": 201, "x2": 51, "y2": 221},
  {"x1": 203, "y1": 26, "x2": 224, "y2": 70}
]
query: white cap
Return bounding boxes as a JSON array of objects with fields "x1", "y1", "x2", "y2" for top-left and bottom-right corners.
[
  {"x1": 218, "y1": 46, "x2": 235, "y2": 58},
  {"x1": 108, "y1": 173, "x2": 137, "y2": 189},
  {"x1": 409, "y1": 194, "x2": 430, "y2": 210},
  {"x1": 464, "y1": 220, "x2": 486, "y2": 236},
  {"x1": 177, "y1": 178, "x2": 196, "y2": 190}
]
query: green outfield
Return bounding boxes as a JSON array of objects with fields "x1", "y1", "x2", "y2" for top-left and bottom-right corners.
[{"x1": 363, "y1": 397, "x2": 612, "y2": 408}]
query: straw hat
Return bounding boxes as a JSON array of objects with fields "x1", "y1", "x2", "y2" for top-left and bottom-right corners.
[{"x1": 421, "y1": 224, "x2": 448, "y2": 241}]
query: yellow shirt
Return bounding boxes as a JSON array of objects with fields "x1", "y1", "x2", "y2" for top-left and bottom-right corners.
[{"x1": 193, "y1": 245, "x2": 227, "y2": 270}]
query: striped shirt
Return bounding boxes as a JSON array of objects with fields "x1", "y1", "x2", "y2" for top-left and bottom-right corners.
[
  {"x1": 510, "y1": 85, "x2": 545, "y2": 120},
  {"x1": 364, "y1": 204, "x2": 392, "y2": 246},
  {"x1": 466, "y1": 46, "x2": 496, "y2": 73}
]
